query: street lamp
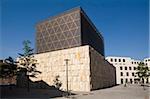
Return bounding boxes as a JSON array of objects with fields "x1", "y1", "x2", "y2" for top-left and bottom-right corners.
[{"x1": 64, "y1": 59, "x2": 70, "y2": 96}]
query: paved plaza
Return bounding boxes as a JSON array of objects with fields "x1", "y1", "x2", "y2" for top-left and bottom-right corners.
[
  {"x1": 57, "y1": 84, "x2": 149, "y2": 99},
  {"x1": 1, "y1": 84, "x2": 149, "y2": 99}
]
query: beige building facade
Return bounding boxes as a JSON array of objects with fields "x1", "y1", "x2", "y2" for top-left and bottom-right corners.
[
  {"x1": 144, "y1": 58, "x2": 150, "y2": 66},
  {"x1": 32, "y1": 45, "x2": 116, "y2": 91},
  {"x1": 143, "y1": 58, "x2": 150, "y2": 83},
  {"x1": 106, "y1": 56, "x2": 150, "y2": 85}
]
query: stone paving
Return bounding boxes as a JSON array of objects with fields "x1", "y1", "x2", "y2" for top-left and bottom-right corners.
[
  {"x1": 1, "y1": 84, "x2": 149, "y2": 99},
  {"x1": 56, "y1": 84, "x2": 150, "y2": 99}
]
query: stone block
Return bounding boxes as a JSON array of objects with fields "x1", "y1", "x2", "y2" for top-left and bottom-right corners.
[{"x1": 33, "y1": 45, "x2": 116, "y2": 91}]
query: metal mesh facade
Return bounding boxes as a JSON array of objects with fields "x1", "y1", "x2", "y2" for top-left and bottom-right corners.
[
  {"x1": 81, "y1": 11, "x2": 105, "y2": 56},
  {"x1": 36, "y1": 8, "x2": 81, "y2": 53},
  {"x1": 36, "y1": 7, "x2": 105, "y2": 56}
]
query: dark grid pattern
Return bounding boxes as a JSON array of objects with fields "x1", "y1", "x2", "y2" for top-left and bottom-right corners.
[
  {"x1": 36, "y1": 9, "x2": 81, "y2": 53},
  {"x1": 36, "y1": 7, "x2": 105, "y2": 56}
]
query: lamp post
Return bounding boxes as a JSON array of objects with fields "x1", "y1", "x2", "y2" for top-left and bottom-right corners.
[{"x1": 64, "y1": 59, "x2": 69, "y2": 96}]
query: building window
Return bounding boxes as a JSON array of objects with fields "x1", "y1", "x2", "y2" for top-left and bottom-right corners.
[
  {"x1": 134, "y1": 62, "x2": 136, "y2": 64},
  {"x1": 121, "y1": 79, "x2": 123, "y2": 84},
  {"x1": 120, "y1": 66, "x2": 123, "y2": 70},
  {"x1": 146, "y1": 78, "x2": 149, "y2": 83},
  {"x1": 123, "y1": 59, "x2": 125, "y2": 62},
  {"x1": 132, "y1": 62, "x2": 133, "y2": 64},
  {"x1": 125, "y1": 67, "x2": 127, "y2": 70},
  {"x1": 146, "y1": 63, "x2": 148, "y2": 65},
  {"x1": 134, "y1": 79, "x2": 137, "y2": 83},
  {"x1": 134, "y1": 67, "x2": 136, "y2": 70},
  {"x1": 119, "y1": 59, "x2": 121, "y2": 62},
  {"x1": 115, "y1": 59, "x2": 117, "y2": 62},
  {"x1": 110, "y1": 58, "x2": 113, "y2": 62},
  {"x1": 125, "y1": 79, "x2": 128, "y2": 83},
  {"x1": 132, "y1": 73, "x2": 134, "y2": 76},
  {"x1": 121, "y1": 72, "x2": 123, "y2": 76},
  {"x1": 129, "y1": 67, "x2": 131, "y2": 70},
  {"x1": 126, "y1": 72, "x2": 129, "y2": 76},
  {"x1": 130, "y1": 79, "x2": 133, "y2": 84},
  {"x1": 148, "y1": 59, "x2": 150, "y2": 61}
]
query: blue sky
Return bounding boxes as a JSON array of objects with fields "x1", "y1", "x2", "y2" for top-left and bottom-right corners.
[{"x1": 1, "y1": 0, "x2": 149, "y2": 60}]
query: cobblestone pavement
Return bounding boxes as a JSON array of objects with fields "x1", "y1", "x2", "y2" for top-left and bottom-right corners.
[{"x1": 56, "y1": 84, "x2": 150, "y2": 99}]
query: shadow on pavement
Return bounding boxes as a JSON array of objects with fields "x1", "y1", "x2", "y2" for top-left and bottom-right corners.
[
  {"x1": 1, "y1": 67, "x2": 76, "y2": 98},
  {"x1": 1, "y1": 80, "x2": 75, "y2": 99}
]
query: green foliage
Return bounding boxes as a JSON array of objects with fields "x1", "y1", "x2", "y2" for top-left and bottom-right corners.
[
  {"x1": 19, "y1": 40, "x2": 33, "y2": 57},
  {"x1": 17, "y1": 40, "x2": 41, "y2": 92},
  {"x1": 18, "y1": 40, "x2": 41, "y2": 78},
  {"x1": 5, "y1": 57, "x2": 15, "y2": 64},
  {"x1": 136, "y1": 62, "x2": 150, "y2": 83},
  {"x1": 53, "y1": 75, "x2": 62, "y2": 89},
  {"x1": 0, "y1": 57, "x2": 17, "y2": 78}
]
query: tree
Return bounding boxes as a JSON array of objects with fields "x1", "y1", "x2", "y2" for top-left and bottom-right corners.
[
  {"x1": 0, "y1": 57, "x2": 17, "y2": 88},
  {"x1": 17, "y1": 40, "x2": 41, "y2": 92},
  {"x1": 0, "y1": 57, "x2": 17, "y2": 78},
  {"x1": 136, "y1": 62, "x2": 150, "y2": 86},
  {"x1": 5, "y1": 57, "x2": 15, "y2": 64}
]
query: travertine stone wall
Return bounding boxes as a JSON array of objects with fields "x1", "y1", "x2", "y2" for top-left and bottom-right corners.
[
  {"x1": 33, "y1": 45, "x2": 91, "y2": 91},
  {"x1": 33, "y1": 45, "x2": 116, "y2": 91},
  {"x1": 89, "y1": 47, "x2": 116, "y2": 90}
]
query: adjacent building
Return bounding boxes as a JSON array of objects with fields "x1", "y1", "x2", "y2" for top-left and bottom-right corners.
[
  {"x1": 32, "y1": 7, "x2": 116, "y2": 91},
  {"x1": 106, "y1": 56, "x2": 150, "y2": 85},
  {"x1": 144, "y1": 58, "x2": 150, "y2": 66}
]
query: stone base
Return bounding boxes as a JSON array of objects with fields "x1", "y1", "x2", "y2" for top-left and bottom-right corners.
[{"x1": 33, "y1": 45, "x2": 116, "y2": 91}]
